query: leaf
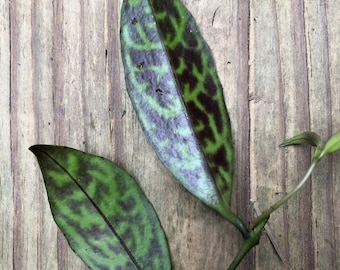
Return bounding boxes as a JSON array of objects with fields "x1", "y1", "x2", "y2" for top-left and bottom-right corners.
[
  {"x1": 30, "y1": 145, "x2": 171, "y2": 270},
  {"x1": 279, "y1": 131, "x2": 321, "y2": 148},
  {"x1": 320, "y1": 130, "x2": 340, "y2": 158},
  {"x1": 120, "y1": 0, "x2": 234, "y2": 219}
]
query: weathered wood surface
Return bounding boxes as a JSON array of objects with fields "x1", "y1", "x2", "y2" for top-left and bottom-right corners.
[{"x1": 1, "y1": 0, "x2": 339, "y2": 269}]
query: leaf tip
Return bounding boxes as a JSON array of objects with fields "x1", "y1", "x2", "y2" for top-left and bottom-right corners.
[
  {"x1": 29, "y1": 145, "x2": 56, "y2": 159},
  {"x1": 29, "y1": 144, "x2": 38, "y2": 152},
  {"x1": 29, "y1": 145, "x2": 41, "y2": 156}
]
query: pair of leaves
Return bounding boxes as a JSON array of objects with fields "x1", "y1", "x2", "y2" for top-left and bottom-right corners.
[
  {"x1": 31, "y1": 0, "x2": 246, "y2": 268},
  {"x1": 280, "y1": 130, "x2": 340, "y2": 159}
]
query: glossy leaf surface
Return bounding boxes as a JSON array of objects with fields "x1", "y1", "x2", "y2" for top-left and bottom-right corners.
[
  {"x1": 120, "y1": 0, "x2": 234, "y2": 216},
  {"x1": 30, "y1": 145, "x2": 171, "y2": 270}
]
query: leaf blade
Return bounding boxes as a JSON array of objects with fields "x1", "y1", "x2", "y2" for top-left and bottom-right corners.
[
  {"x1": 30, "y1": 145, "x2": 171, "y2": 270},
  {"x1": 152, "y1": 0, "x2": 234, "y2": 208},
  {"x1": 120, "y1": 0, "x2": 234, "y2": 215},
  {"x1": 279, "y1": 131, "x2": 321, "y2": 148},
  {"x1": 320, "y1": 130, "x2": 340, "y2": 157}
]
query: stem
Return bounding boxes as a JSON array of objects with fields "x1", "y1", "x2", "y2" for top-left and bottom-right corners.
[
  {"x1": 219, "y1": 207, "x2": 250, "y2": 239},
  {"x1": 227, "y1": 219, "x2": 267, "y2": 270},
  {"x1": 252, "y1": 158, "x2": 319, "y2": 227}
]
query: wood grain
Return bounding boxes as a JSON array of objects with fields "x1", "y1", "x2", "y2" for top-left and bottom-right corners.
[{"x1": 1, "y1": 0, "x2": 339, "y2": 269}]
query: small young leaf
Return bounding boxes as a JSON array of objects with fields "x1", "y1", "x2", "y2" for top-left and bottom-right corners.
[
  {"x1": 320, "y1": 130, "x2": 340, "y2": 157},
  {"x1": 279, "y1": 131, "x2": 321, "y2": 148},
  {"x1": 30, "y1": 145, "x2": 171, "y2": 270},
  {"x1": 120, "y1": 0, "x2": 234, "y2": 218}
]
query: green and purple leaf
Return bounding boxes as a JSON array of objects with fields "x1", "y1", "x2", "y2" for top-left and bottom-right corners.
[
  {"x1": 120, "y1": 0, "x2": 239, "y2": 228},
  {"x1": 30, "y1": 145, "x2": 171, "y2": 270}
]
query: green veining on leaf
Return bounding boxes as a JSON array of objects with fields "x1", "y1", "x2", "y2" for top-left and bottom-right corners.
[
  {"x1": 153, "y1": 0, "x2": 235, "y2": 207},
  {"x1": 30, "y1": 145, "x2": 171, "y2": 270},
  {"x1": 121, "y1": 0, "x2": 223, "y2": 212},
  {"x1": 121, "y1": 0, "x2": 235, "y2": 213},
  {"x1": 120, "y1": 0, "x2": 250, "y2": 238}
]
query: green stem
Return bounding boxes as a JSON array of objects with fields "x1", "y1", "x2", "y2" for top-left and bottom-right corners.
[
  {"x1": 228, "y1": 151, "x2": 325, "y2": 268},
  {"x1": 219, "y1": 207, "x2": 250, "y2": 239},
  {"x1": 252, "y1": 158, "x2": 319, "y2": 227},
  {"x1": 227, "y1": 219, "x2": 267, "y2": 270}
]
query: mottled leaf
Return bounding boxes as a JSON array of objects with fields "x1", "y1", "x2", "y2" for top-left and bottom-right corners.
[
  {"x1": 120, "y1": 0, "x2": 235, "y2": 221},
  {"x1": 30, "y1": 145, "x2": 171, "y2": 270},
  {"x1": 280, "y1": 131, "x2": 321, "y2": 148}
]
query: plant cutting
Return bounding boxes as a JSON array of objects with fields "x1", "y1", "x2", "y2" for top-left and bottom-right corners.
[{"x1": 30, "y1": 0, "x2": 339, "y2": 269}]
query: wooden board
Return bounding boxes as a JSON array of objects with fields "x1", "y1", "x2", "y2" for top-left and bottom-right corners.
[{"x1": 1, "y1": 0, "x2": 339, "y2": 269}]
